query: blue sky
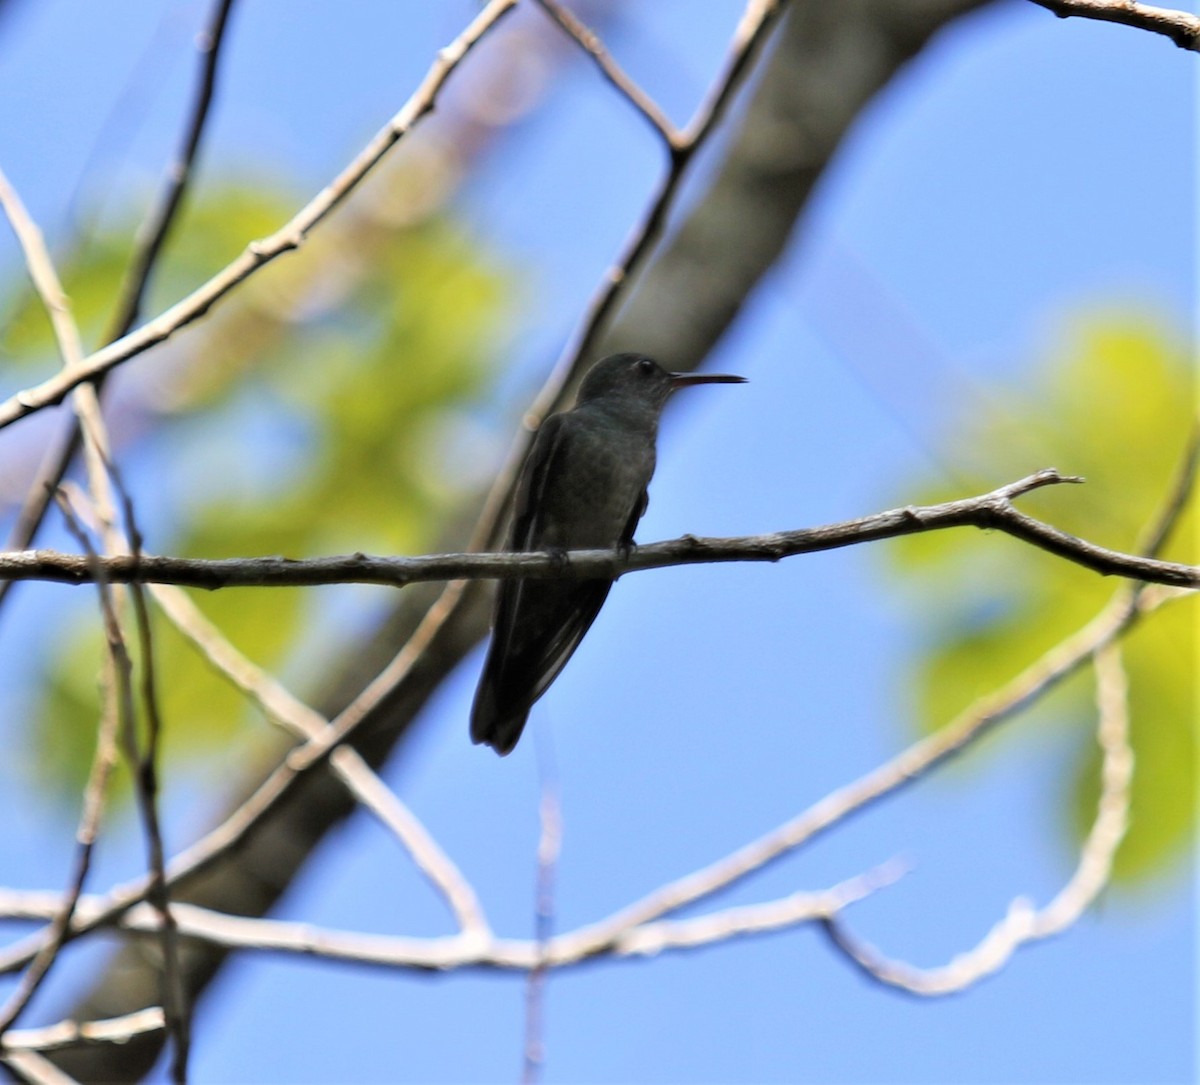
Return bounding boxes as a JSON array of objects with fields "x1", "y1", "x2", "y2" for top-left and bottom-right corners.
[{"x1": 0, "y1": 1, "x2": 1194, "y2": 1082}]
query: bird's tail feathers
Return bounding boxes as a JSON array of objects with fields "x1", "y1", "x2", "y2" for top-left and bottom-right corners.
[{"x1": 470, "y1": 679, "x2": 529, "y2": 757}]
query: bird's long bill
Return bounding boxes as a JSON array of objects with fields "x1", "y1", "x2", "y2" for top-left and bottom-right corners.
[{"x1": 668, "y1": 371, "x2": 747, "y2": 388}]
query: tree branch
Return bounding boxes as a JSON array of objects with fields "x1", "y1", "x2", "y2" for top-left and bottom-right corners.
[
  {"x1": 106, "y1": 0, "x2": 240, "y2": 340},
  {"x1": 0, "y1": 497, "x2": 124, "y2": 1037},
  {"x1": 2, "y1": 471, "x2": 1196, "y2": 590},
  {"x1": 0, "y1": 171, "x2": 131, "y2": 1042},
  {"x1": 107, "y1": 485, "x2": 188, "y2": 1083},
  {"x1": 28, "y1": 6, "x2": 1016, "y2": 1076},
  {"x1": 532, "y1": 0, "x2": 684, "y2": 147},
  {"x1": 0, "y1": 863, "x2": 900, "y2": 974},
  {"x1": 544, "y1": 583, "x2": 1176, "y2": 950},
  {"x1": 0, "y1": 157, "x2": 191, "y2": 1078},
  {"x1": 0, "y1": 0, "x2": 518, "y2": 432},
  {"x1": 0, "y1": 0, "x2": 241, "y2": 593},
  {"x1": 1, "y1": 582, "x2": 1184, "y2": 986},
  {"x1": 1029, "y1": 0, "x2": 1200, "y2": 50},
  {"x1": 467, "y1": 0, "x2": 785, "y2": 556},
  {"x1": 147, "y1": 584, "x2": 490, "y2": 939},
  {"x1": 1, "y1": 1010, "x2": 165, "y2": 1055},
  {"x1": 820, "y1": 640, "x2": 1134, "y2": 994},
  {"x1": 1, "y1": 1048, "x2": 81, "y2": 1085}
]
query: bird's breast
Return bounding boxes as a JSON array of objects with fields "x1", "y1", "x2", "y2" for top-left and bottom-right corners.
[{"x1": 535, "y1": 419, "x2": 656, "y2": 551}]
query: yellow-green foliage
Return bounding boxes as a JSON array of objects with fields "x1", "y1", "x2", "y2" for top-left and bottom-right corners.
[
  {"x1": 6, "y1": 181, "x2": 513, "y2": 799},
  {"x1": 886, "y1": 317, "x2": 1196, "y2": 883}
]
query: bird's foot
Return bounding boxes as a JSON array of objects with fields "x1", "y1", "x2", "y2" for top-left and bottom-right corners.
[{"x1": 546, "y1": 545, "x2": 569, "y2": 574}]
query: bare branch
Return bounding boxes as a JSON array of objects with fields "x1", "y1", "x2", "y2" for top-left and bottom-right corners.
[
  {"x1": 2, "y1": 471, "x2": 1196, "y2": 590},
  {"x1": 810, "y1": 423, "x2": 1195, "y2": 992},
  {"x1": 543, "y1": 585, "x2": 1176, "y2": 952},
  {"x1": 1, "y1": 1048, "x2": 81, "y2": 1085},
  {"x1": 108, "y1": 488, "x2": 188, "y2": 1082},
  {"x1": 1137, "y1": 420, "x2": 1199, "y2": 557},
  {"x1": 0, "y1": 0, "x2": 241, "y2": 585},
  {"x1": 0, "y1": 0, "x2": 518, "y2": 432},
  {"x1": 0, "y1": 160, "x2": 123, "y2": 558},
  {"x1": 599, "y1": 860, "x2": 909, "y2": 958},
  {"x1": 532, "y1": 0, "x2": 683, "y2": 146},
  {"x1": 4, "y1": 585, "x2": 1182, "y2": 986},
  {"x1": 0, "y1": 864, "x2": 900, "y2": 973},
  {"x1": 821, "y1": 641, "x2": 1133, "y2": 994},
  {"x1": 523, "y1": 737, "x2": 562, "y2": 1084},
  {"x1": 0, "y1": 168, "x2": 87, "y2": 368},
  {"x1": 0, "y1": 171, "x2": 133, "y2": 1039},
  {"x1": 0, "y1": 160, "x2": 119, "y2": 543},
  {"x1": 0, "y1": 498, "x2": 123, "y2": 1036},
  {"x1": 469, "y1": 0, "x2": 785, "y2": 553},
  {"x1": 1, "y1": 1009, "x2": 165, "y2": 1055},
  {"x1": 0, "y1": 160, "x2": 189, "y2": 1077},
  {"x1": 148, "y1": 584, "x2": 490, "y2": 938},
  {"x1": 1029, "y1": 0, "x2": 1200, "y2": 50},
  {"x1": 328, "y1": 754, "x2": 492, "y2": 938},
  {"x1": 107, "y1": 0, "x2": 240, "y2": 339}
]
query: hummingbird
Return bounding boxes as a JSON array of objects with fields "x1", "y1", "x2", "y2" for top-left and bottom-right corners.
[{"x1": 470, "y1": 352, "x2": 746, "y2": 755}]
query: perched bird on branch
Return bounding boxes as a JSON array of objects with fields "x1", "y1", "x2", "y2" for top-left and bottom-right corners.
[{"x1": 471, "y1": 352, "x2": 746, "y2": 755}]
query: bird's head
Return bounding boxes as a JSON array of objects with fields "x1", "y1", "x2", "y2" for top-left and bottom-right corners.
[{"x1": 577, "y1": 353, "x2": 746, "y2": 415}]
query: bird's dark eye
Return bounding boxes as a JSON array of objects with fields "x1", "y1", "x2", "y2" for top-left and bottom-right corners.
[{"x1": 636, "y1": 358, "x2": 655, "y2": 377}]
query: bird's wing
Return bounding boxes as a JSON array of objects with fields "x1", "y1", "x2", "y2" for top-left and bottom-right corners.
[
  {"x1": 472, "y1": 575, "x2": 612, "y2": 753},
  {"x1": 488, "y1": 412, "x2": 611, "y2": 693},
  {"x1": 621, "y1": 488, "x2": 649, "y2": 548},
  {"x1": 486, "y1": 411, "x2": 571, "y2": 669},
  {"x1": 509, "y1": 413, "x2": 569, "y2": 552},
  {"x1": 471, "y1": 414, "x2": 613, "y2": 751}
]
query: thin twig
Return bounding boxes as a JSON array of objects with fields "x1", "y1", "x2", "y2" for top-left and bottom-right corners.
[
  {"x1": 532, "y1": 0, "x2": 683, "y2": 146},
  {"x1": 470, "y1": 0, "x2": 784, "y2": 554},
  {"x1": 1, "y1": 1009, "x2": 166, "y2": 1054},
  {"x1": 0, "y1": 0, "x2": 518, "y2": 432},
  {"x1": 108, "y1": 486, "x2": 188, "y2": 1083},
  {"x1": 0, "y1": 154, "x2": 190, "y2": 1079},
  {"x1": 0, "y1": 864, "x2": 901, "y2": 974},
  {"x1": 812, "y1": 422, "x2": 1200, "y2": 993},
  {"x1": 108, "y1": 0, "x2": 240, "y2": 340},
  {"x1": 1, "y1": 1048, "x2": 81, "y2": 1085},
  {"x1": 821, "y1": 641, "x2": 1133, "y2": 994},
  {"x1": 3, "y1": 471, "x2": 1197, "y2": 589},
  {"x1": 1029, "y1": 0, "x2": 1200, "y2": 50},
  {"x1": 0, "y1": 497, "x2": 124, "y2": 1036},
  {"x1": 0, "y1": 586, "x2": 1185, "y2": 982},
  {"x1": 0, "y1": 166, "x2": 125, "y2": 1037},
  {"x1": 1136, "y1": 419, "x2": 1199, "y2": 558},
  {"x1": 537, "y1": 585, "x2": 1176, "y2": 957},
  {"x1": 0, "y1": 169, "x2": 87, "y2": 365},
  {"x1": 147, "y1": 584, "x2": 489, "y2": 937},
  {"x1": 522, "y1": 731, "x2": 562, "y2": 1084},
  {"x1": 0, "y1": 0, "x2": 240, "y2": 595},
  {"x1": 0, "y1": 164, "x2": 120, "y2": 550},
  {"x1": 0, "y1": 163, "x2": 123, "y2": 558},
  {"x1": 612, "y1": 859, "x2": 909, "y2": 956}
]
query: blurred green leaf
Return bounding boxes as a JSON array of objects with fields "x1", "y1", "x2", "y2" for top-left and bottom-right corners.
[
  {"x1": 885, "y1": 315, "x2": 1196, "y2": 884},
  {"x1": 20, "y1": 178, "x2": 514, "y2": 802}
]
